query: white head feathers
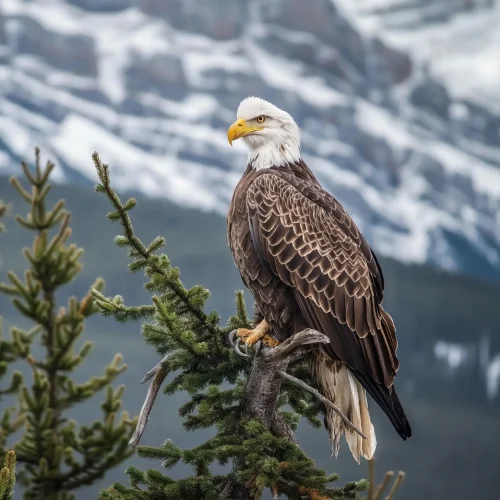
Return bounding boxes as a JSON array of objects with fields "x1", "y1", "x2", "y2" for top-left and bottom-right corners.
[{"x1": 235, "y1": 97, "x2": 301, "y2": 170}]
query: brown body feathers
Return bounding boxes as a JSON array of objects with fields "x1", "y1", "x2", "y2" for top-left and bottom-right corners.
[{"x1": 227, "y1": 160, "x2": 411, "y2": 458}]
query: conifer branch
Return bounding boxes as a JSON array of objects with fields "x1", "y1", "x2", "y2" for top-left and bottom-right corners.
[
  {"x1": 92, "y1": 152, "x2": 221, "y2": 350},
  {"x1": 0, "y1": 450, "x2": 16, "y2": 500},
  {"x1": 0, "y1": 320, "x2": 23, "y2": 399},
  {"x1": 0, "y1": 206, "x2": 25, "y2": 458},
  {"x1": 0, "y1": 149, "x2": 136, "y2": 498}
]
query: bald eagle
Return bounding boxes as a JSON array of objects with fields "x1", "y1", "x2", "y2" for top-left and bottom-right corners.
[{"x1": 226, "y1": 97, "x2": 411, "y2": 462}]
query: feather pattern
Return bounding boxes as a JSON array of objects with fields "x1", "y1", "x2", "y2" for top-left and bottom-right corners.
[
  {"x1": 227, "y1": 160, "x2": 411, "y2": 456},
  {"x1": 307, "y1": 348, "x2": 377, "y2": 462}
]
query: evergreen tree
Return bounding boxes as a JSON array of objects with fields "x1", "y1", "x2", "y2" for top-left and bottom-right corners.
[
  {"x1": 0, "y1": 150, "x2": 137, "y2": 500},
  {"x1": 0, "y1": 451, "x2": 16, "y2": 500},
  {"x1": 0, "y1": 200, "x2": 24, "y2": 456},
  {"x1": 91, "y1": 153, "x2": 369, "y2": 500}
]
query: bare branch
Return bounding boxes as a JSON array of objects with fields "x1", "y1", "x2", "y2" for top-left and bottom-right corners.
[
  {"x1": 234, "y1": 327, "x2": 365, "y2": 439},
  {"x1": 139, "y1": 353, "x2": 170, "y2": 384},
  {"x1": 358, "y1": 459, "x2": 405, "y2": 500},
  {"x1": 278, "y1": 370, "x2": 366, "y2": 439},
  {"x1": 373, "y1": 471, "x2": 394, "y2": 500},
  {"x1": 385, "y1": 471, "x2": 405, "y2": 500},
  {"x1": 129, "y1": 353, "x2": 170, "y2": 448},
  {"x1": 259, "y1": 328, "x2": 329, "y2": 362},
  {"x1": 368, "y1": 457, "x2": 375, "y2": 500}
]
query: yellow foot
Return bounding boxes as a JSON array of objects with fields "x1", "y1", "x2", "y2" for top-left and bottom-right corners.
[
  {"x1": 262, "y1": 334, "x2": 280, "y2": 347},
  {"x1": 236, "y1": 320, "x2": 280, "y2": 348}
]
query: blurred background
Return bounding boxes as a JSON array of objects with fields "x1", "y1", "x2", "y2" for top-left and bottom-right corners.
[{"x1": 1, "y1": 0, "x2": 500, "y2": 498}]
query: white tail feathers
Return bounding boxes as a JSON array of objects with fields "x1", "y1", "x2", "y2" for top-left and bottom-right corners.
[{"x1": 308, "y1": 348, "x2": 376, "y2": 463}]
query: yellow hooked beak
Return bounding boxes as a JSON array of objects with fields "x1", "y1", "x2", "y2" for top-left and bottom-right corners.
[{"x1": 227, "y1": 119, "x2": 264, "y2": 146}]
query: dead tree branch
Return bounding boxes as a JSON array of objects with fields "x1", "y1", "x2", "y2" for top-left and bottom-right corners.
[
  {"x1": 129, "y1": 353, "x2": 170, "y2": 448},
  {"x1": 357, "y1": 459, "x2": 406, "y2": 500},
  {"x1": 278, "y1": 370, "x2": 366, "y2": 439}
]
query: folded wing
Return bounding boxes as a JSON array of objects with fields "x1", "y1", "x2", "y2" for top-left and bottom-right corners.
[{"x1": 246, "y1": 171, "x2": 411, "y2": 438}]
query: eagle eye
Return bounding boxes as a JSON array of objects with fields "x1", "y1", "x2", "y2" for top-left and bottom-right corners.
[{"x1": 256, "y1": 115, "x2": 266, "y2": 124}]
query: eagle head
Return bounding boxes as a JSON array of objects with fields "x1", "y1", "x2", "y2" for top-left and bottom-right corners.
[{"x1": 228, "y1": 97, "x2": 301, "y2": 170}]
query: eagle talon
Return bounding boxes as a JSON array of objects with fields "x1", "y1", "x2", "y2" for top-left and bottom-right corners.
[
  {"x1": 236, "y1": 320, "x2": 275, "y2": 347},
  {"x1": 235, "y1": 327, "x2": 256, "y2": 344},
  {"x1": 262, "y1": 334, "x2": 280, "y2": 348},
  {"x1": 228, "y1": 329, "x2": 237, "y2": 347},
  {"x1": 254, "y1": 340, "x2": 262, "y2": 357},
  {"x1": 234, "y1": 338, "x2": 250, "y2": 358},
  {"x1": 231, "y1": 324, "x2": 276, "y2": 358}
]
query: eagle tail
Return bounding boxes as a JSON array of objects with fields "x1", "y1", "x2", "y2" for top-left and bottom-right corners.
[
  {"x1": 354, "y1": 371, "x2": 412, "y2": 441},
  {"x1": 308, "y1": 348, "x2": 376, "y2": 463}
]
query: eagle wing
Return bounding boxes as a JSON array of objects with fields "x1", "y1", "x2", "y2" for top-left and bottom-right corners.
[{"x1": 246, "y1": 171, "x2": 410, "y2": 436}]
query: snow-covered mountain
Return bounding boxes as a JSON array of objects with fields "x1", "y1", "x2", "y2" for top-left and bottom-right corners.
[
  {"x1": 341, "y1": 0, "x2": 500, "y2": 108},
  {"x1": 1, "y1": 0, "x2": 500, "y2": 280}
]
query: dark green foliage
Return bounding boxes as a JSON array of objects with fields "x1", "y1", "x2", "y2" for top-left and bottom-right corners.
[
  {"x1": 0, "y1": 150, "x2": 137, "y2": 500},
  {"x1": 0, "y1": 317, "x2": 24, "y2": 455},
  {"x1": 0, "y1": 450, "x2": 16, "y2": 500},
  {"x1": 0, "y1": 200, "x2": 24, "y2": 456},
  {"x1": 92, "y1": 153, "x2": 367, "y2": 499}
]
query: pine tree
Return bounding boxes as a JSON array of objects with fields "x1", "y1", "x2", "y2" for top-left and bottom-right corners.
[
  {"x1": 0, "y1": 200, "x2": 24, "y2": 456},
  {"x1": 91, "y1": 153, "x2": 369, "y2": 500},
  {"x1": 0, "y1": 451, "x2": 16, "y2": 500},
  {"x1": 0, "y1": 149, "x2": 137, "y2": 500}
]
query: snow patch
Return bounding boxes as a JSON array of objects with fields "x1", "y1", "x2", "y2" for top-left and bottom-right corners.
[
  {"x1": 434, "y1": 341, "x2": 468, "y2": 370},
  {"x1": 50, "y1": 114, "x2": 232, "y2": 212}
]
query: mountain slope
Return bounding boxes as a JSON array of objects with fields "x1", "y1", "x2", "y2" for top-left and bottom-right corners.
[
  {"x1": 340, "y1": 0, "x2": 500, "y2": 107},
  {"x1": 1, "y1": 0, "x2": 500, "y2": 281}
]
